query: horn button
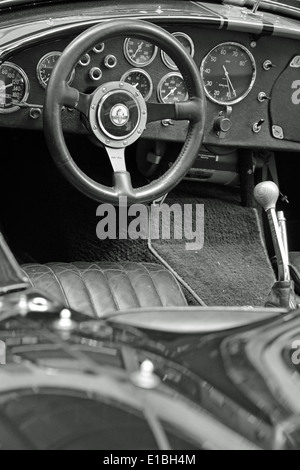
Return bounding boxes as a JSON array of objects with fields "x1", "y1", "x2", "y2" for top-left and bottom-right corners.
[{"x1": 89, "y1": 81, "x2": 147, "y2": 148}]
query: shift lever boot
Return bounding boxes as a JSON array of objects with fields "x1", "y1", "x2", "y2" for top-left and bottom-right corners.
[{"x1": 265, "y1": 280, "x2": 298, "y2": 310}]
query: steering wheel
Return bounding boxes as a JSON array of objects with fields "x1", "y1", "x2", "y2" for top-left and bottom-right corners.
[{"x1": 44, "y1": 19, "x2": 206, "y2": 205}]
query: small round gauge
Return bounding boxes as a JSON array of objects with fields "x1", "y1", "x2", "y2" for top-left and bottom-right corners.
[
  {"x1": 161, "y1": 32, "x2": 194, "y2": 70},
  {"x1": 121, "y1": 69, "x2": 153, "y2": 101},
  {"x1": 0, "y1": 62, "x2": 29, "y2": 113},
  {"x1": 37, "y1": 51, "x2": 75, "y2": 88},
  {"x1": 157, "y1": 72, "x2": 188, "y2": 104},
  {"x1": 124, "y1": 38, "x2": 157, "y2": 67},
  {"x1": 200, "y1": 42, "x2": 256, "y2": 105}
]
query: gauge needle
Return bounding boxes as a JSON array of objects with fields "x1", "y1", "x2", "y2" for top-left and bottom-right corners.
[
  {"x1": 224, "y1": 75, "x2": 232, "y2": 99},
  {"x1": 0, "y1": 83, "x2": 13, "y2": 89},
  {"x1": 164, "y1": 86, "x2": 177, "y2": 100},
  {"x1": 223, "y1": 65, "x2": 236, "y2": 98},
  {"x1": 131, "y1": 42, "x2": 143, "y2": 59},
  {"x1": 132, "y1": 83, "x2": 139, "y2": 88}
]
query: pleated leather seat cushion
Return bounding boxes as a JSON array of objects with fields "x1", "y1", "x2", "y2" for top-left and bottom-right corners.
[{"x1": 22, "y1": 261, "x2": 187, "y2": 317}]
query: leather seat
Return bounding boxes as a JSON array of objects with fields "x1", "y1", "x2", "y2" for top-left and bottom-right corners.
[{"x1": 21, "y1": 262, "x2": 187, "y2": 317}]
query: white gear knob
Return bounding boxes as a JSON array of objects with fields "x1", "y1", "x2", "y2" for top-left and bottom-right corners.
[{"x1": 254, "y1": 181, "x2": 280, "y2": 211}]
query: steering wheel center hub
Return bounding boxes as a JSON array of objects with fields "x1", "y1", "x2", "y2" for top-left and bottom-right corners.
[{"x1": 89, "y1": 81, "x2": 147, "y2": 148}]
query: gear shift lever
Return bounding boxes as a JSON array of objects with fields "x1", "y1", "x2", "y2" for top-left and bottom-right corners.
[
  {"x1": 254, "y1": 181, "x2": 280, "y2": 212},
  {"x1": 254, "y1": 181, "x2": 290, "y2": 282}
]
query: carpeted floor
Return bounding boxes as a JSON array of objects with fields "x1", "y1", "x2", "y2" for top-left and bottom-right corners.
[
  {"x1": 149, "y1": 183, "x2": 276, "y2": 306},
  {"x1": 9, "y1": 162, "x2": 276, "y2": 307},
  {"x1": 48, "y1": 180, "x2": 276, "y2": 307}
]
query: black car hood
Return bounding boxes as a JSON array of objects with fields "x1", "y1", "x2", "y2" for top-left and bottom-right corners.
[{"x1": 0, "y1": 295, "x2": 300, "y2": 449}]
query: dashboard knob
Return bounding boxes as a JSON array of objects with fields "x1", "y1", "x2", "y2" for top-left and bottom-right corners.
[
  {"x1": 79, "y1": 53, "x2": 90, "y2": 67},
  {"x1": 214, "y1": 116, "x2": 231, "y2": 133},
  {"x1": 104, "y1": 55, "x2": 117, "y2": 69},
  {"x1": 89, "y1": 67, "x2": 102, "y2": 81},
  {"x1": 214, "y1": 106, "x2": 232, "y2": 138}
]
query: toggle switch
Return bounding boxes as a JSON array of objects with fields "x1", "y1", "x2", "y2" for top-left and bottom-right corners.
[
  {"x1": 263, "y1": 60, "x2": 276, "y2": 71},
  {"x1": 252, "y1": 119, "x2": 265, "y2": 133},
  {"x1": 257, "y1": 92, "x2": 271, "y2": 102}
]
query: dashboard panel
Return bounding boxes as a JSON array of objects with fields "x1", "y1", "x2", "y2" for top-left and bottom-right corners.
[{"x1": 0, "y1": 2, "x2": 300, "y2": 152}]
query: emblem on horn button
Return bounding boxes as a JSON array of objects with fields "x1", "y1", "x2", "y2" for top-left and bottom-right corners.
[{"x1": 110, "y1": 103, "x2": 129, "y2": 126}]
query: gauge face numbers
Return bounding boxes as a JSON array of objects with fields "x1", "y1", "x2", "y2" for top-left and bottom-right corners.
[
  {"x1": 0, "y1": 62, "x2": 29, "y2": 113},
  {"x1": 200, "y1": 42, "x2": 256, "y2": 105},
  {"x1": 37, "y1": 51, "x2": 75, "y2": 88},
  {"x1": 161, "y1": 32, "x2": 194, "y2": 70},
  {"x1": 157, "y1": 73, "x2": 188, "y2": 104},
  {"x1": 124, "y1": 38, "x2": 157, "y2": 67},
  {"x1": 121, "y1": 69, "x2": 153, "y2": 101}
]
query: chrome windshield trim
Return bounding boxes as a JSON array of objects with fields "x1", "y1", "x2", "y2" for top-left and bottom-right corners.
[{"x1": 1, "y1": 3, "x2": 300, "y2": 62}]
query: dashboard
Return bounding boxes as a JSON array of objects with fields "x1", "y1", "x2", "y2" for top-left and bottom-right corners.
[
  {"x1": 0, "y1": 34, "x2": 256, "y2": 110},
  {"x1": 0, "y1": 1, "x2": 300, "y2": 152}
]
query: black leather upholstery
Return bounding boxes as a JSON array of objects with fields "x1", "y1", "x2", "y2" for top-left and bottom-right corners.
[{"x1": 21, "y1": 262, "x2": 187, "y2": 317}]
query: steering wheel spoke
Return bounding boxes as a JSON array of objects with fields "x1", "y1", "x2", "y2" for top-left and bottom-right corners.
[
  {"x1": 146, "y1": 103, "x2": 176, "y2": 123},
  {"x1": 147, "y1": 99, "x2": 202, "y2": 124},
  {"x1": 105, "y1": 146, "x2": 127, "y2": 173},
  {"x1": 175, "y1": 99, "x2": 202, "y2": 122},
  {"x1": 61, "y1": 85, "x2": 92, "y2": 117}
]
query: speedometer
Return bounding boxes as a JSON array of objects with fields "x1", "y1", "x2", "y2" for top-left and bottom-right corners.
[
  {"x1": 200, "y1": 42, "x2": 256, "y2": 105},
  {"x1": 0, "y1": 62, "x2": 29, "y2": 113},
  {"x1": 124, "y1": 38, "x2": 157, "y2": 67}
]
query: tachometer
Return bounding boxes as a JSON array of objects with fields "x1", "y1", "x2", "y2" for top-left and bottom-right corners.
[
  {"x1": 200, "y1": 42, "x2": 256, "y2": 105},
  {"x1": 124, "y1": 38, "x2": 157, "y2": 67},
  {"x1": 0, "y1": 62, "x2": 29, "y2": 113},
  {"x1": 37, "y1": 51, "x2": 75, "y2": 88},
  {"x1": 157, "y1": 72, "x2": 188, "y2": 104},
  {"x1": 121, "y1": 69, "x2": 153, "y2": 101},
  {"x1": 161, "y1": 32, "x2": 194, "y2": 70}
]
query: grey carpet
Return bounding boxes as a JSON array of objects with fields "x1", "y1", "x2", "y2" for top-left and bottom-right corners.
[{"x1": 150, "y1": 185, "x2": 276, "y2": 307}]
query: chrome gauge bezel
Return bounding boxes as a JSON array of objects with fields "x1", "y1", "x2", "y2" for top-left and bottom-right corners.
[
  {"x1": 157, "y1": 72, "x2": 188, "y2": 104},
  {"x1": 123, "y1": 38, "x2": 158, "y2": 67},
  {"x1": 161, "y1": 32, "x2": 195, "y2": 71},
  {"x1": 0, "y1": 62, "x2": 30, "y2": 114},
  {"x1": 120, "y1": 68, "x2": 153, "y2": 101},
  {"x1": 200, "y1": 42, "x2": 256, "y2": 105},
  {"x1": 37, "y1": 51, "x2": 75, "y2": 88}
]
